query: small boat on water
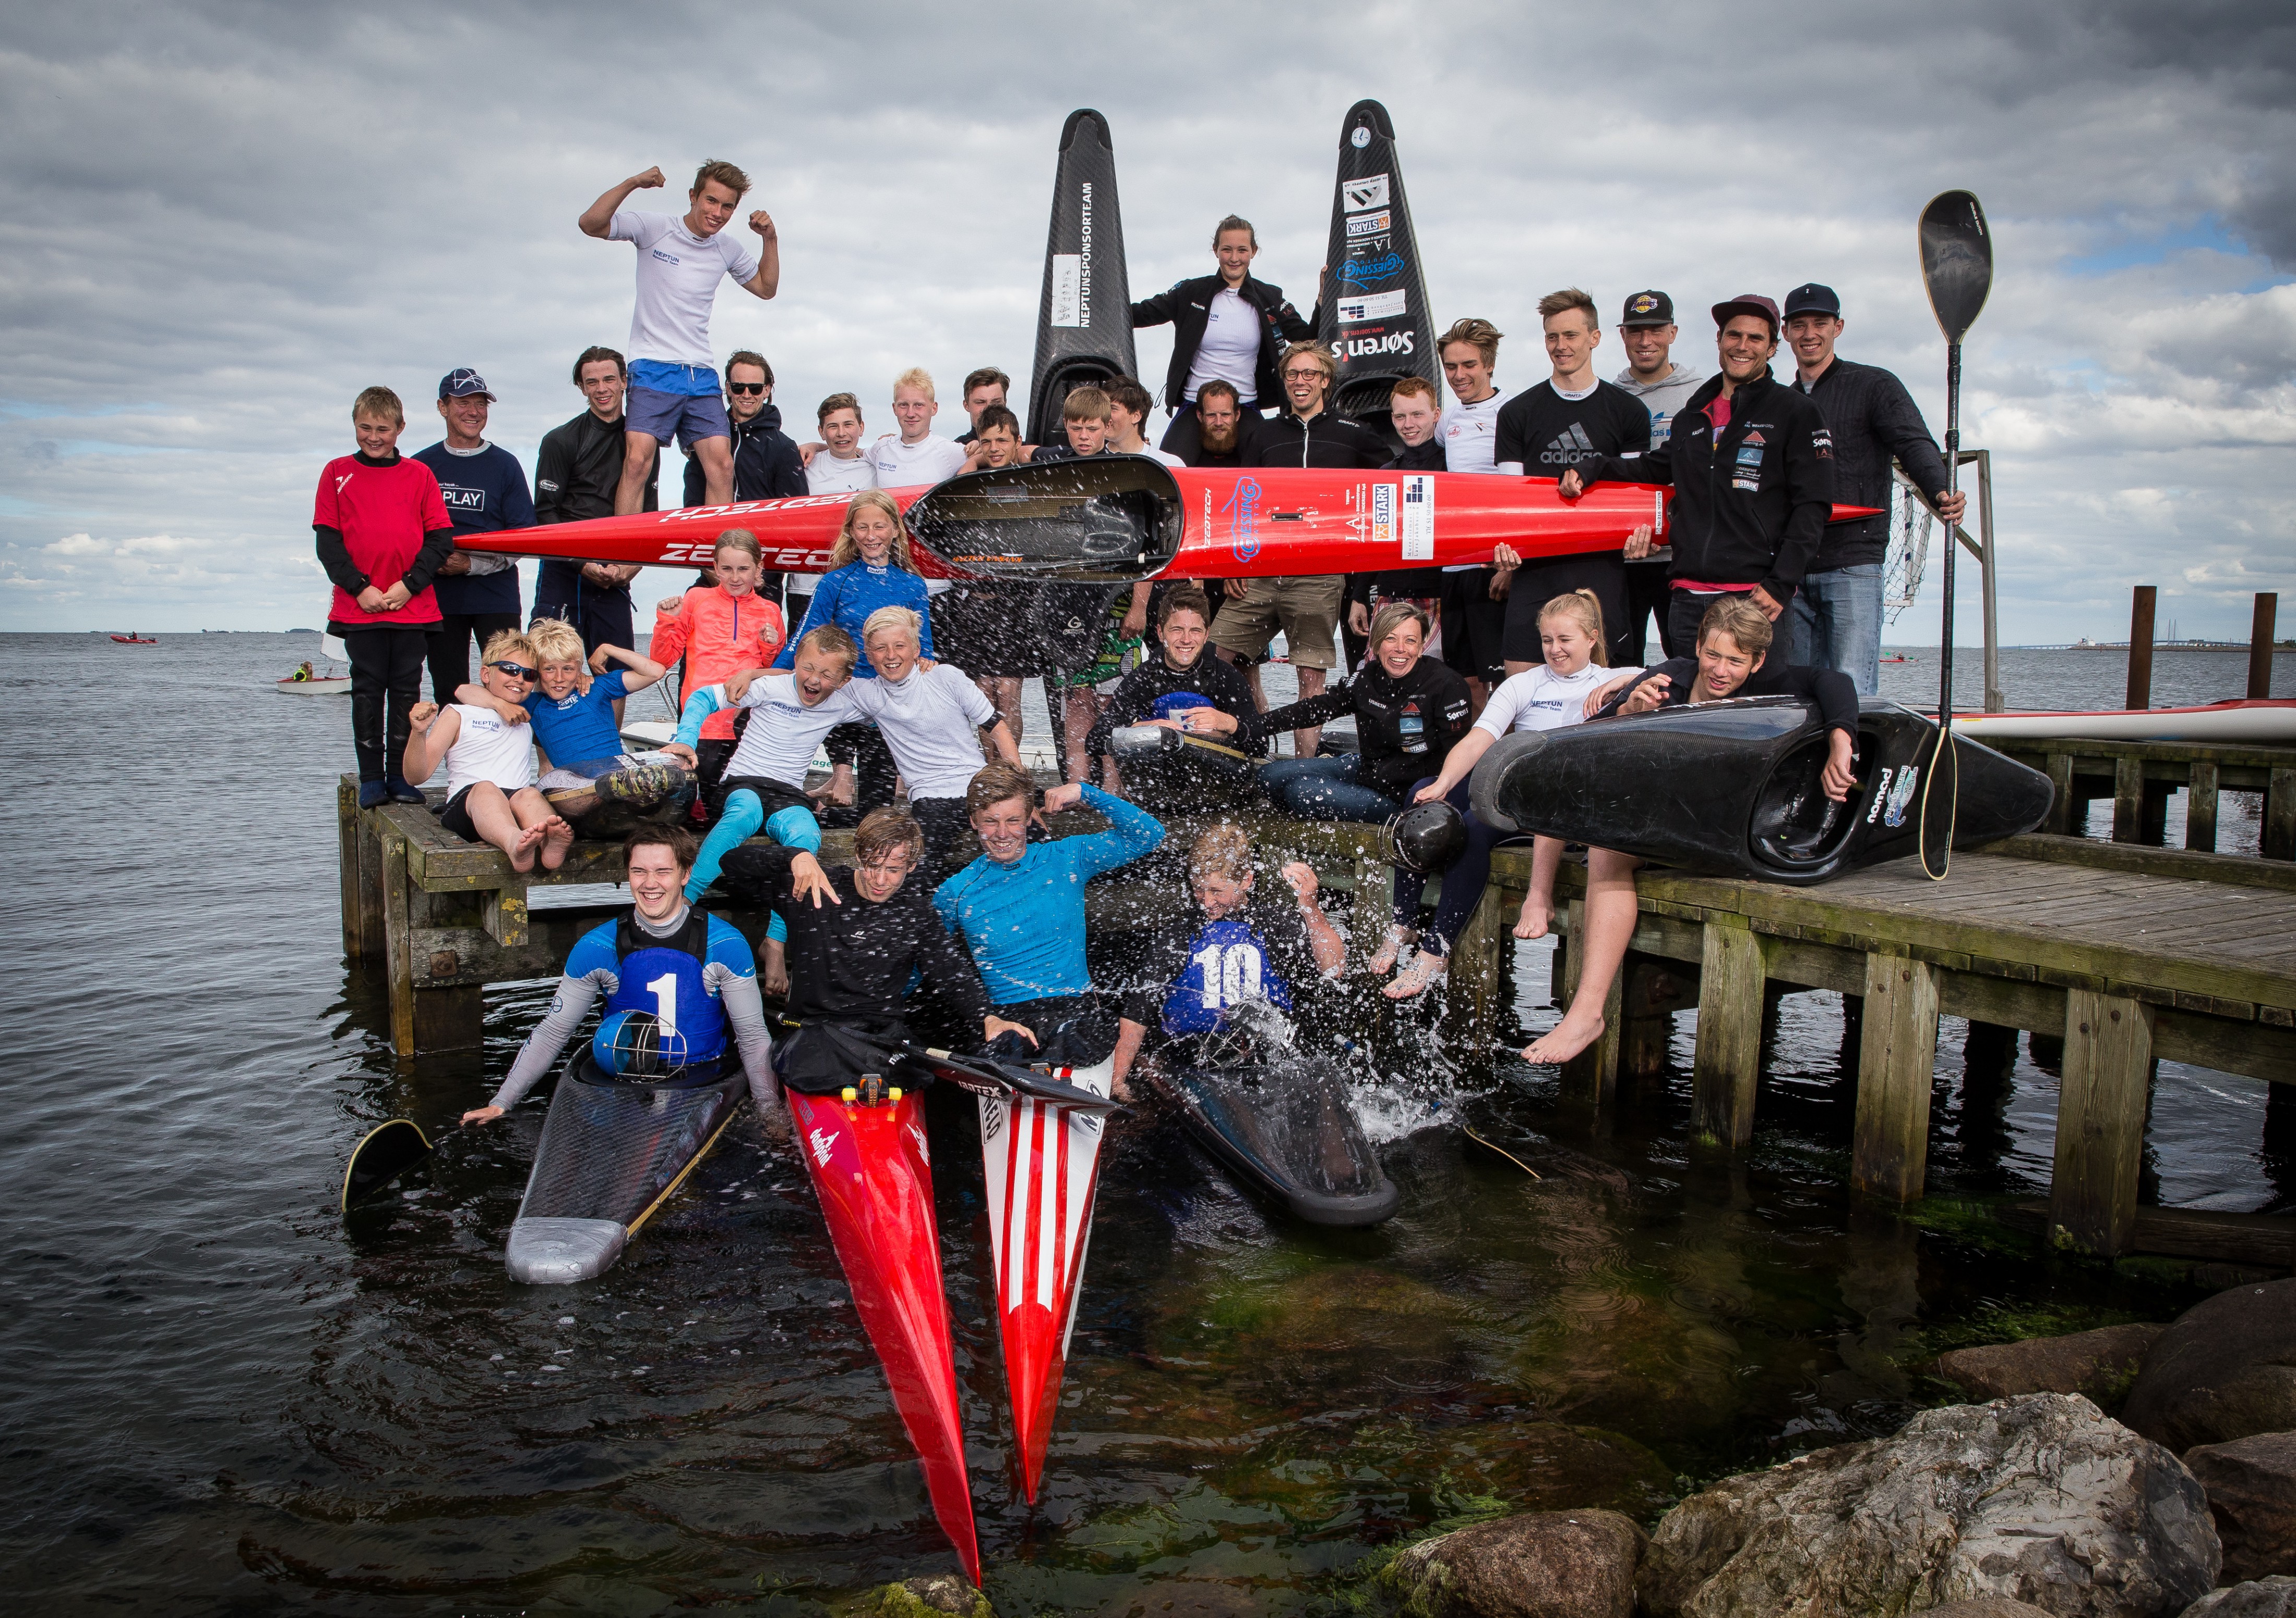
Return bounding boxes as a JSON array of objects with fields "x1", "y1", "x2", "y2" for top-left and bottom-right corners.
[
  {"x1": 277, "y1": 634, "x2": 352, "y2": 695},
  {"x1": 110, "y1": 633, "x2": 157, "y2": 645},
  {"x1": 1951, "y1": 698, "x2": 2296, "y2": 745}
]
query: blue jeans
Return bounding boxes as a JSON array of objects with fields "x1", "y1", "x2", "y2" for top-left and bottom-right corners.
[
  {"x1": 1262, "y1": 753, "x2": 1398, "y2": 822},
  {"x1": 1785, "y1": 563, "x2": 1884, "y2": 696}
]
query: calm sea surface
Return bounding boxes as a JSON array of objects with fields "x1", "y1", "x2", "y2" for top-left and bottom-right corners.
[{"x1": 1, "y1": 633, "x2": 2287, "y2": 1614}]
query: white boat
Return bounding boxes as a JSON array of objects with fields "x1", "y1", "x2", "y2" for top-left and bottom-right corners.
[
  {"x1": 1951, "y1": 699, "x2": 2296, "y2": 745},
  {"x1": 277, "y1": 634, "x2": 352, "y2": 696}
]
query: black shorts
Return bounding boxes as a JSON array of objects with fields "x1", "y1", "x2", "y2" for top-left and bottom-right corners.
[
  {"x1": 931, "y1": 584, "x2": 1049, "y2": 680},
  {"x1": 437, "y1": 784, "x2": 485, "y2": 841},
  {"x1": 531, "y1": 589, "x2": 635, "y2": 658},
  {"x1": 1440, "y1": 570, "x2": 1508, "y2": 686},
  {"x1": 1501, "y1": 553, "x2": 1633, "y2": 668},
  {"x1": 711, "y1": 773, "x2": 814, "y2": 822}
]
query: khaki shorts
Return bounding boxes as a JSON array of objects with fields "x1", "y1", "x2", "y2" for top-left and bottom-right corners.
[{"x1": 1210, "y1": 574, "x2": 1346, "y2": 669}]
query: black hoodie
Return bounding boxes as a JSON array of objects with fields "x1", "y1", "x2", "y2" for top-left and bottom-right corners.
[{"x1": 682, "y1": 402, "x2": 806, "y2": 506}]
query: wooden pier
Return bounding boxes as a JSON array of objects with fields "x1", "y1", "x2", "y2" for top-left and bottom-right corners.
[{"x1": 1988, "y1": 735, "x2": 2296, "y2": 857}]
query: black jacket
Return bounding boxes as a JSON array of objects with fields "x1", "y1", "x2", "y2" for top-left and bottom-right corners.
[
  {"x1": 682, "y1": 403, "x2": 807, "y2": 507},
  {"x1": 1791, "y1": 359, "x2": 1950, "y2": 572},
  {"x1": 1606, "y1": 656, "x2": 1859, "y2": 737},
  {"x1": 1084, "y1": 651, "x2": 1267, "y2": 757},
  {"x1": 533, "y1": 408, "x2": 657, "y2": 605},
  {"x1": 1245, "y1": 409, "x2": 1385, "y2": 470},
  {"x1": 1577, "y1": 368, "x2": 1835, "y2": 606},
  {"x1": 1261, "y1": 656, "x2": 1475, "y2": 800},
  {"x1": 1131, "y1": 273, "x2": 1318, "y2": 412}
]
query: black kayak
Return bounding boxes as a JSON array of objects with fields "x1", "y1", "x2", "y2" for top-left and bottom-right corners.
[
  {"x1": 504, "y1": 1048, "x2": 746, "y2": 1284},
  {"x1": 1467, "y1": 696, "x2": 2054, "y2": 887},
  {"x1": 1316, "y1": 99, "x2": 1439, "y2": 447},
  {"x1": 1025, "y1": 109, "x2": 1139, "y2": 446},
  {"x1": 1139, "y1": 1052, "x2": 1400, "y2": 1227}
]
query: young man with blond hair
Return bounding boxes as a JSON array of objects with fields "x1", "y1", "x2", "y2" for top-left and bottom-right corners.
[
  {"x1": 864, "y1": 367, "x2": 968, "y2": 488},
  {"x1": 403, "y1": 629, "x2": 572, "y2": 873},
  {"x1": 579, "y1": 159, "x2": 782, "y2": 514}
]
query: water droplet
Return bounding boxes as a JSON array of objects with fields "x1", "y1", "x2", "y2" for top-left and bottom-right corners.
[{"x1": 557, "y1": 1316, "x2": 575, "y2": 1326}]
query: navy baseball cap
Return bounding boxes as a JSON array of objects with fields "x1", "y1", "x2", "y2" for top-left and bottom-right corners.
[
  {"x1": 1783, "y1": 283, "x2": 1841, "y2": 319},
  {"x1": 438, "y1": 368, "x2": 496, "y2": 401},
  {"x1": 1711, "y1": 293, "x2": 1781, "y2": 336},
  {"x1": 1619, "y1": 290, "x2": 1675, "y2": 327}
]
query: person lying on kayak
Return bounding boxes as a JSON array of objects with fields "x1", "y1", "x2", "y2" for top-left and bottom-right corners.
[
  {"x1": 1522, "y1": 597, "x2": 1854, "y2": 1066},
  {"x1": 934, "y1": 761, "x2": 1165, "y2": 1090},
  {"x1": 402, "y1": 632, "x2": 573, "y2": 873},
  {"x1": 1081, "y1": 585, "x2": 1265, "y2": 811},
  {"x1": 450, "y1": 616, "x2": 689, "y2": 829},
  {"x1": 1111, "y1": 824, "x2": 1345, "y2": 1090},
  {"x1": 718, "y1": 806, "x2": 1036, "y2": 1090},
  {"x1": 460, "y1": 825, "x2": 779, "y2": 1127}
]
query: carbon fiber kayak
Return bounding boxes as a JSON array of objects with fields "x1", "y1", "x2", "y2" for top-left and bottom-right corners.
[
  {"x1": 1025, "y1": 109, "x2": 1138, "y2": 446},
  {"x1": 1140, "y1": 1053, "x2": 1400, "y2": 1228},
  {"x1": 504, "y1": 1049, "x2": 746, "y2": 1284}
]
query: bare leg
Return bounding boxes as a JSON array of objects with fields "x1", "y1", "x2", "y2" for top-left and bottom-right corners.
[
  {"x1": 511, "y1": 787, "x2": 575, "y2": 872},
  {"x1": 1062, "y1": 684, "x2": 1100, "y2": 783},
  {"x1": 1383, "y1": 948, "x2": 1448, "y2": 1000},
  {"x1": 616, "y1": 431, "x2": 660, "y2": 517},
  {"x1": 1465, "y1": 675, "x2": 1489, "y2": 722},
  {"x1": 1515, "y1": 835, "x2": 1565, "y2": 939},
  {"x1": 976, "y1": 675, "x2": 1023, "y2": 742},
  {"x1": 1367, "y1": 924, "x2": 1416, "y2": 975},
  {"x1": 1291, "y1": 664, "x2": 1329, "y2": 759},
  {"x1": 1520, "y1": 847, "x2": 1641, "y2": 1065},
  {"x1": 691, "y1": 435, "x2": 735, "y2": 507},
  {"x1": 465, "y1": 782, "x2": 539, "y2": 872},
  {"x1": 761, "y1": 938, "x2": 788, "y2": 1000}
]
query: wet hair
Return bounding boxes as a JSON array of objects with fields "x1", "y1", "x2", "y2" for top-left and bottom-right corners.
[
  {"x1": 724, "y1": 349, "x2": 773, "y2": 388},
  {"x1": 817, "y1": 391, "x2": 862, "y2": 424},
  {"x1": 1537, "y1": 588, "x2": 1610, "y2": 667},
  {"x1": 525, "y1": 618, "x2": 587, "y2": 667},
  {"x1": 1158, "y1": 584, "x2": 1213, "y2": 628},
  {"x1": 1537, "y1": 288, "x2": 1599, "y2": 328},
  {"x1": 692, "y1": 159, "x2": 751, "y2": 198},
  {"x1": 1106, "y1": 377, "x2": 1154, "y2": 421},
  {"x1": 966, "y1": 760, "x2": 1036, "y2": 818},
  {"x1": 962, "y1": 367, "x2": 1011, "y2": 398},
  {"x1": 479, "y1": 627, "x2": 537, "y2": 667},
  {"x1": 572, "y1": 345, "x2": 626, "y2": 385},
  {"x1": 1279, "y1": 340, "x2": 1337, "y2": 383},
  {"x1": 1438, "y1": 317, "x2": 1503, "y2": 366},
  {"x1": 827, "y1": 490, "x2": 917, "y2": 572},
  {"x1": 1390, "y1": 375, "x2": 1439, "y2": 406},
  {"x1": 712, "y1": 528, "x2": 763, "y2": 567},
  {"x1": 893, "y1": 366, "x2": 937, "y2": 401},
  {"x1": 624, "y1": 823, "x2": 700, "y2": 873},
  {"x1": 796, "y1": 622, "x2": 859, "y2": 670},
  {"x1": 1189, "y1": 824, "x2": 1254, "y2": 885},
  {"x1": 974, "y1": 404, "x2": 1021, "y2": 439},
  {"x1": 861, "y1": 604, "x2": 922, "y2": 647},
  {"x1": 1367, "y1": 600, "x2": 1431, "y2": 653},
  {"x1": 353, "y1": 385, "x2": 403, "y2": 425},
  {"x1": 854, "y1": 807, "x2": 926, "y2": 869},
  {"x1": 1699, "y1": 596, "x2": 1774, "y2": 659},
  {"x1": 1212, "y1": 213, "x2": 1257, "y2": 250},
  {"x1": 1196, "y1": 378, "x2": 1242, "y2": 409},
  {"x1": 1062, "y1": 385, "x2": 1111, "y2": 423}
]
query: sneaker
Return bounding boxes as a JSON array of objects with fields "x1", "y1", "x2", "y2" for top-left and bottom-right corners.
[
  {"x1": 385, "y1": 775, "x2": 425, "y2": 804},
  {"x1": 599, "y1": 763, "x2": 684, "y2": 805},
  {"x1": 357, "y1": 779, "x2": 389, "y2": 810}
]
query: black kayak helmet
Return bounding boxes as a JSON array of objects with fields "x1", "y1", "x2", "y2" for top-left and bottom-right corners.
[{"x1": 1382, "y1": 799, "x2": 1467, "y2": 875}]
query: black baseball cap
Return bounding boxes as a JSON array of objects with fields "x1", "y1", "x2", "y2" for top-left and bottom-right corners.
[
  {"x1": 1620, "y1": 290, "x2": 1675, "y2": 328},
  {"x1": 438, "y1": 367, "x2": 496, "y2": 401},
  {"x1": 1711, "y1": 293, "x2": 1781, "y2": 336},
  {"x1": 1783, "y1": 283, "x2": 1841, "y2": 320}
]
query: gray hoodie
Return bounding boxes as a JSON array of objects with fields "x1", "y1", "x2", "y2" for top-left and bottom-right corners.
[{"x1": 1611, "y1": 364, "x2": 1709, "y2": 450}]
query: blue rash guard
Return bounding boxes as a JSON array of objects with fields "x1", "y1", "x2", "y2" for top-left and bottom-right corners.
[
  {"x1": 931, "y1": 785, "x2": 1164, "y2": 1005},
  {"x1": 771, "y1": 560, "x2": 933, "y2": 677},
  {"x1": 521, "y1": 668, "x2": 628, "y2": 766}
]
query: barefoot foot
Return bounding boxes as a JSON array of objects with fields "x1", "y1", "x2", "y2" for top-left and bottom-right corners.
[
  {"x1": 1520, "y1": 1007, "x2": 1606, "y2": 1065},
  {"x1": 539, "y1": 815, "x2": 575, "y2": 871},
  {"x1": 1382, "y1": 949, "x2": 1448, "y2": 1000},
  {"x1": 509, "y1": 823, "x2": 545, "y2": 872},
  {"x1": 1366, "y1": 925, "x2": 1416, "y2": 975},
  {"x1": 1513, "y1": 897, "x2": 1550, "y2": 940}
]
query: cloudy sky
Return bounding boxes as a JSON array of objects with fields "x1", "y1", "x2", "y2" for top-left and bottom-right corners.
[{"x1": 2, "y1": 0, "x2": 2289, "y2": 643}]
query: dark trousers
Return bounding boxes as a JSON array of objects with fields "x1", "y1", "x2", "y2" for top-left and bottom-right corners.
[
  {"x1": 910, "y1": 796, "x2": 976, "y2": 883},
  {"x1": 1623, "y1": 564, "x2": 1677, "y2": 665},
  {"x1": 1667, "y1": 588, "x2": 1757, "y2": 659},
  {"x1": 336, "y1": 624, "x2": 428, "y2": 782},
  {"x1": 1394, "y1": 775, "x2": 1513, "y2": 953},
  {"x1": 828, "y1": 723, "x2": 898, "y2": 812},
  {"x1": 426, "y1": 611, "x2": 521, "y2": 703}
]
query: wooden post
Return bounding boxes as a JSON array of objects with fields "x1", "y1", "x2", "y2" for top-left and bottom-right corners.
[
  {"x1": 2112, "y1": 755, "x2": 2147, "y2": 846},
  {"x1": 2043, "y1": 753, "x2": 2075, "y2": 836},
  {"x1": 2267, "y1": 768, "x2": 2296, "y2": 862},
  {"x1": 2185, "y1": 759, "x2": 2219, "y2": 854},
  {"x1": 338, "y1": 775, "x2": 364, "y2": 959},
  {"x1": 1850, "y1": 951, "x2": 1940, "y2": 1201},
  {"x1": 2049, "y1": 989, "x2": 2156, "y2": 1257},
  {"x1": 1556, "y1": 900, "x2": 1621, "y2": 1118},
  {"x1": 2249, "y1": 592, "x2": 2277, "y2": 700},
  {"x1": 1447, "y1": 883, "x2": 1508, "y2": 1044},
  {"x1": 379, "y1": 824, "x2": 415, "y2": 1058},
  {"x1": 2125, "y1": 585, "x2": 2156, "y2": 710},
  {"x1": 1621, "y1": 958, "x2": 1692, "y2": 1080},
  {"x1": 1692, "y1": 920, "x2": 1766, "y2": 1148}
]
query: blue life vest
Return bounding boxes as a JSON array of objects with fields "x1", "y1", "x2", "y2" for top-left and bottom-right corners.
[
  {"x1": 1162, "y1": 912, "x2": 1295, "y2": 1036},
  {"x1": 604, "y1": 910, "x2": 727, "y2": 1065}
]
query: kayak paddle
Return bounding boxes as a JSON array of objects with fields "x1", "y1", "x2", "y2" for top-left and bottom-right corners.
[{"x1": 342, "y1": 1116, "x2": 453, "y2": 1211}]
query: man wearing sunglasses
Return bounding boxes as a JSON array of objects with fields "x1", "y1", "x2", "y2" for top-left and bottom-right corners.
[{"x1": 680, "y1": 350, "x2": 805, "y2": 509}]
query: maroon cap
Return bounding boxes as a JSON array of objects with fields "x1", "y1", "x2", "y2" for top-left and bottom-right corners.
[{"x1": 1711, "y1": 293, "x2": 1780, "y2": 336}]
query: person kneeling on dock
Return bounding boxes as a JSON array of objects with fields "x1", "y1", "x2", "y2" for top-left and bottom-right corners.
[
  {"x1": 452, "y1": 616, "x2": 689, "y2": 830},
  {"x1": 1083, "y1": 585, "x2": 1266, "y2": 812},
  {"x1": 402, "y1": 630, "x2": 572, "y2": 873},
  {"x1": 718, "y1": 807, "x2": 1036, "y2": 1090},
  {"x1": 1111, "y1": 825, "x2": 1346, "y2": 1090},
  {"x1": 1523, "y1": 597, "x2": 1855, "y2": 1065},
  {"x1": 459, "y1": 826, "x2": 779, "y2": 1128},
  {"x1": 934, "y1": 762, "x2": 1165, "y2": 1096}
]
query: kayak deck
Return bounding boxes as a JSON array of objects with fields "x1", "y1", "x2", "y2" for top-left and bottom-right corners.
[{"x1": 1143, "y1": 1054, "x2": 1400, "y2": 1227}]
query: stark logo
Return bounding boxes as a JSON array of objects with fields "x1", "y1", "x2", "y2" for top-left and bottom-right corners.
[{"x1": 808, "y1": 1127, "x2": 837, "y2": 1167}]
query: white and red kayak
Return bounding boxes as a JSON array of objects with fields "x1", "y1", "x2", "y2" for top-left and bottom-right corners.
[
  {"x1": 979, "y1": 1053, "x2": 1114, "y2": 1503},
  {"x1": 1950, "y1": 699, "x2": 2296, "y2": 745}
]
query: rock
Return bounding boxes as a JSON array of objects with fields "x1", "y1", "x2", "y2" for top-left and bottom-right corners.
[
  {"x1": 1936, "y1": 1323, "x2": 2167, "y2": 1408},
  {"x1": 2184, "y1": 1432, "x2": 2296, "y2": 1585},
  {"x1": 1637, "y1": 1394, "x2": 2220, "y2": 1617},
  {"x1": 2179, "y1": 1577, "x2": 2296, "y2": 1617},
  {"x1": 863, "y1": 1574, "x2": 993, "y2": 1618},
  {"x1": 1920, "y1": 1604, "x2": 2059, "y2": 1618},
  {"x1": 2122, "y1": 1280, "x2": 2296, "y2": 1452},
  {"x1": 1380, "y1": 1508, "x2": 1646, "y2": 1618}
]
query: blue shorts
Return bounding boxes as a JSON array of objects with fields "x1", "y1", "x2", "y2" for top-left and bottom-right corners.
[{"x1": 628, "y1": 385, "x2": 730, "y2": 450}]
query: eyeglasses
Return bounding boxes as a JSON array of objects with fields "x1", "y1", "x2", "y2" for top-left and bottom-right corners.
[
  {"x1": 489, "y1": 661, "x2": 539, "y2": 681},
  {"x1": 727, "y1": 381, "x2": 767, "y2": 395},
  {"x1": 1282, "y1": 367, "x2": 1326, "y2": 381}
]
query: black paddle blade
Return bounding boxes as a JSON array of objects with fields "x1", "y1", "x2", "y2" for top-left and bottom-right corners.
[
  {"x1": 341, "y1": 1118, "x2": 434, "y2": 1211},
  {"x1": 1919, "y1": 190, "x2": 1992, "y2": 344},
  {"x1": 918, "y1": 1046, "x2": 1125, "y2": 1113}
]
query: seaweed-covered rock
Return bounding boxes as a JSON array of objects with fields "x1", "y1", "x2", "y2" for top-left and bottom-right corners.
[
  {"x1": 2183, "y1": 1432, "x2": 2296, "y2": 1585},
  {"x1": 1920, "y1": 1603, "x2": 2058, "y2": 1618},
  {"x1": 2179, "y1": 1578, "x2": 2296, "y2": 1617},
  {"x1": 1380, "y1": 1509, "x2": 1646, "y2": 1618},
  {"x1": 2122, "y1": 1281, "x2": 2296, "y2": 1452},
  {"x1": 1638, "y1": 1395, "x2": 2220, "y2": 1617},
  {"x1": 1936, "y1": 1324, "x2": 2166, "y2": 1407},
  {"x1": 861, "y1": 1574, "x2": 993, "y2": 1617}
]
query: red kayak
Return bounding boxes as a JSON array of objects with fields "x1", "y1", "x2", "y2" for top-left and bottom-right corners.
[
  {"x1": 786, "y1": 1086, "x2": 980, "y2": 1586},
  {"x1": 978, "y1": 1054, "x2": 1114, "y2": 1502},
  {"x1": 464, "y1": 460, "x2": 1879, "y2": 583},
  {"x1": 109, "y1": 634, "x2": 157, "y2": 644}
]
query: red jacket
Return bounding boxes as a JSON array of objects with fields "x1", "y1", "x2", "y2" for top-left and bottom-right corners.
[
  {"x1": 313, "y1": 453, "x2": 452, "y2": 627},
  {"x1": 651, "y1": 586, "x2": 786, "y2": 740}
]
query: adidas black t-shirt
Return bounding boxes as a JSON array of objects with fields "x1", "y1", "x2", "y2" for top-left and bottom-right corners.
[{"x1": 1494, "y1": 379, "x2": 1652, "y2": 473}]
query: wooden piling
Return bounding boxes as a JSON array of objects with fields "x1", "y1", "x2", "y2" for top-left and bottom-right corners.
[
  {"x1": 2185, "y1": 759, "x2": 2219, "y2": 853},
  {"x1": 2125, "y1": 585, "x2": 2157, "y2": 710},
  {"x1": 2249, "y1": 592, "x2": 2277, "y2": 700},
  {"x1": 2049, "y1": 990, "x2": 2157, "y2": 1257},
  {"x1": 1850, "y1": 952, "x2": 1941, "y2": 1202},
  {"x1": 1692, "y1": 920, "x2": 1766, "y2": 1148}
]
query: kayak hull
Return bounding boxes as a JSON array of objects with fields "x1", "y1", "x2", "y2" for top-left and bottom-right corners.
[
  {"x1": 504, "y1": 1050, "x2": 744, "y2": 1284},
  {"x1": 277, "y1": 676, "x2": 351, "y2": 695},
  {"x1": 1027, "y1": 110, "x2": 1139, "y2": 446},
  {"x1": 1318, "y1": 99, "x2": 1440, "y2": 445},
  {"x1": 786, "y1": 1087, "x2": 980, "y2": 1586},
  {"x1": 1468, "y1": 696, "x2": 2055, "y2": 886},
  {"x1": 979, "y1": 1054, "x2": 1113, "y2": 1503},
  {"x1": 1950, "y1": 699, "x2": 2296, "y2": 745},
  {"x1": 1140, "y1": 1054, "x2": 1400, "y2": 1228}
]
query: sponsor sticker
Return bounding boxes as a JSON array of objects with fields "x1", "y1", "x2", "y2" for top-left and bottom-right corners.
[
  {"x1": 1812, "y1": 427, "x2": 1834, "y2": 459},
  {"x1": 1732, "y1": 477, "x2": 1760, "y2": 492},
  {"x1": 1343, "y1": 174, "x2": 1390, "y2": 210},
  {"x1": 1866, "y1": 767, "x2": 1893, "y2": 824},
  {"x1": 1736, "y1": 444, "x2": 1763, "y2": 467},
  {"x1": 808, "y1": 1127, "x2": 836, "y2": 1167},
  {"x1": 1346, "y1": 209, "x2": 1391, "y2": 239},
  {"x1": 1335, "y1": 288, "x2": 1407, "y2": 324},
  {"x1": 1224, "y1": 475, "x2": 1264, "y2": 564},
  {"x1": 1401, "y1": 474, "x2": 1434, "y2": 561},
  {"x1": 1341, "y1": 251, "x2": 1405, "y2": 289},
  {"x1": 1371, "y1": 481, "x2": 1397, "y2": 545},
  {"x1": 1883, "y1": 764, "x2": 1920, "y2": 827},
  {"x1": 1343, "y1": 331, "x2": 1417, "y2": 359},
  {"x1": 1049, "y1": 254, "x2": 1084, "y2": 327}
]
